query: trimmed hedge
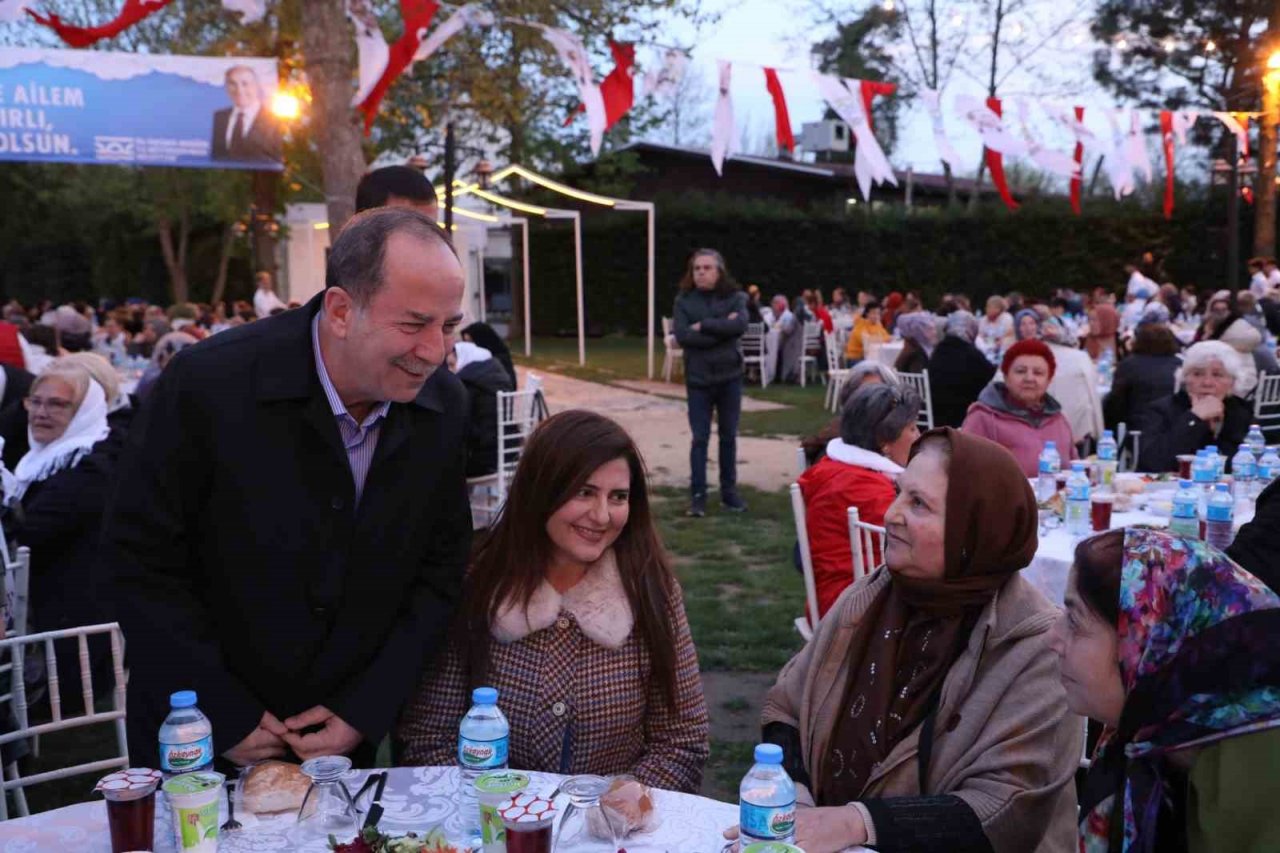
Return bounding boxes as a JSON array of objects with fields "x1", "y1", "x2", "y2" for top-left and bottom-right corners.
[{"x1": 526, "y1": 198, "x2": 1251, "y2": 337}]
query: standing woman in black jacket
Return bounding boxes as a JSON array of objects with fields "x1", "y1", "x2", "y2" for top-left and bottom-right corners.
[{"x1": 673, "y1": 249, "x2": 749, "y2": 517}]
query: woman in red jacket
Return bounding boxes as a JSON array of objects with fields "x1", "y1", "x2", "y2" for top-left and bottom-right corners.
[{"x1": 798, "y1": 382, "x2": 922, "y2": 618}]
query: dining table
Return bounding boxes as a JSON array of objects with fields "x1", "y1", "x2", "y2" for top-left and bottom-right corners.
[
  {"x1": 1021, "y1": 489, "x2": 1257, "y2": 605},
  {"x1": 0, "y1": 764, "x2": 880, "y2": 852}
]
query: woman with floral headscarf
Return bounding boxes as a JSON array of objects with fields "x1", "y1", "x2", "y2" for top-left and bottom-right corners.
[{"x1": 1051, "y1": 528, "x2": 1280, "y2": 852}]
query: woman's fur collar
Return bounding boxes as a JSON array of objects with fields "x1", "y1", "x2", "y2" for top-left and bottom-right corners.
[{"x1": 491, "y1": 550, "x2": 634, "y2": 648}]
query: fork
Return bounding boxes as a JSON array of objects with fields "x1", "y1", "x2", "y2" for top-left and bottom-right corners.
[{"x1": 220, "y1": 780, "x2": 243, "y2": 833}]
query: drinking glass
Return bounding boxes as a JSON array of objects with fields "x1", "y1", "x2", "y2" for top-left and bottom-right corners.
[
  {"x1": 553, "y1": 775, "x2": 620, "y2": 852},
  {"x1": 293, "y1": 756, "x2": 360, "y2": 845}
]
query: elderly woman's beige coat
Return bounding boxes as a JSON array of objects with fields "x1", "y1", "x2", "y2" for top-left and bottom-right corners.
[{"x1": 764, "y1": 568, "x2": 1081, "y2": 853}]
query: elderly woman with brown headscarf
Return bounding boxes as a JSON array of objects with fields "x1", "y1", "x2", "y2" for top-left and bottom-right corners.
[{"x1": 736, "y1": 429, "x2": 1081, "y2": 853}]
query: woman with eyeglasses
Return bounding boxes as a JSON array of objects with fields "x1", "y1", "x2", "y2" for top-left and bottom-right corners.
[{"x1": 2, "y1": 361, "x2": 116, "y2": 710}]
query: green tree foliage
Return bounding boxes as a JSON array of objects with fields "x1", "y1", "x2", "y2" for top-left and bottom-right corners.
[{"x1": 1091, "y1": 1, "x2": 1272, "y2": 113}]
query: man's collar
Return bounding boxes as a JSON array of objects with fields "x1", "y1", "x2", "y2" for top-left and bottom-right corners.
[{"x1": 311, "y1": 312, "x2": 390, "y2": 426}]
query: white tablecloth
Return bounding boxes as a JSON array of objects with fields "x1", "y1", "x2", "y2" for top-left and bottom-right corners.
[
  {"x1": 761, "y1": 327, "x2": 781, "y2": 386},
  {"x1": 875, "y1": 341, "x2": 903, "y2": 369},
  {"x1": 0, "y1": 766, "x2": 740, "y2": 852},
  {"x1": 1022, "y1": 502, "x2": 1257, "y2": 605}
]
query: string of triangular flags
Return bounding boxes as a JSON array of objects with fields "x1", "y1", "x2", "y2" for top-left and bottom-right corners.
[{"x1": 13, "y1": 0, "x2": 1264, "y2": 220}]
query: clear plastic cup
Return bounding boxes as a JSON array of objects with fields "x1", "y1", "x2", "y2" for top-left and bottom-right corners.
[
  {"x1": 161, "y1": 770, "x2": 224, "y2": 853},
  {"x1": 475, "y1": 770, "x2": 529, "y2": 851},
  {"x1": 96, "y1": 768, "x2": 162, "y2": 853}
]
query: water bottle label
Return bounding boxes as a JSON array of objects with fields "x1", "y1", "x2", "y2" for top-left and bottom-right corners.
[
  {"x1": 1172, "y1": 502, "x2": 1198, "y2": 519},
  {"x1": 1067, "y1": 485, "x2": 1089, "y2": 501},
  {"x1": 1038, "y1": 460, "x2": 1058, "y2": 474},
  {"x1": 160, "y1": 736, "x2": 213, "y2": 773},
  {"x1": 1207, "y1": 505, "x2": 1233, "y2": 523},
  {"x1": 1099, "y1": 447, "x2": 1117, "y2": 461},
  {"x1": 1236, "y1": 462, "x2": 1256, "y2": 480},
  {"x1": 459, "y1": 735, "x2": 509, "y2": 769},
  {"x1": 740, "y1": 801, "x2": 796, "y2": 841}
]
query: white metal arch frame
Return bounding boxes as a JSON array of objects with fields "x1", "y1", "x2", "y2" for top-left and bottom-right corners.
[
  {"x1": 441, "y1": 184, "x2": 586, "y2": 365},
  {"x1": 486, "y1": 165, "x2": 659, "y2": 379}
]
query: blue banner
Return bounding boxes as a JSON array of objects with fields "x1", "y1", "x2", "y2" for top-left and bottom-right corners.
[{"x1": 0, "y1": 47, "x2": 282, "y2": 170}]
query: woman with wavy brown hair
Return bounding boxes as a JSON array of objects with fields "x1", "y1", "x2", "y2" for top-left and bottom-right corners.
[{"x1": 397, "y1": 410, "x2": 709, "y2": 792}]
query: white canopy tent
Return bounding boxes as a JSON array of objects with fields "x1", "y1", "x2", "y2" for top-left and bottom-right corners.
[
  {"x1": 443, "y1": 185, "x2": 586, "y2": 365},
  {"x1": 486, "y1": 165, "x2": 658, "y2": 378}
]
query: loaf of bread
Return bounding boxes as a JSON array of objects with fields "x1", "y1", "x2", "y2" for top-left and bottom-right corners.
[{"x1": 241, "y1": 761, "x2": 310, "y2": 815}]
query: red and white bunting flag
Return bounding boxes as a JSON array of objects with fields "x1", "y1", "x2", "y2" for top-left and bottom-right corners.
[
  {"x1": 763, "y1": 67, "x2": 794, "y2": 154},
  {"x1": 1212, "y1": 112, "x2": 1250, "y2": 157},
  {"x1": 1014, "y1": 98, "x2": 1079, "y2": 178},
  {"x1": 955, "y1": 94, "x2": 1027, "y2": 157},
  {"x1": 920, "y1": 88, "x2": 960, "y2": 167},
  {"x1": 413, "y1": 3, "x2": 492, "y2": 65},
  {"x1": 221, "y1": 0, "x2": 264, "y2": 22},
  {"x1": 356, "y1": 0, "x2": 439, "y2": 135},
  {"x1": 347, "y1": 0, "x2": 388, "y2": 107},
  {"x1": 642, "y1": 49, "x2": 687, "y2": 100},
  {"x1": 567, "y1": 41, "x2": 635, "y2": 131},
  {"x1": 1101, "y1": 108, "x2": 1135, "y2": 199},
  {"x1": 710, "y1": 60, "x2": 734, "y2": 175},
  {"x1": 28, "y1": 0, "x2": 174, "y2": 48},
  {"x1": 1070, "y1": 106, "x2": 1086, "y2": 215},
  {"x1": 859, "y1": 80, "x2": 896, "y2": 133},
  {"x1": 812, "y1": 72, "x2": 897, "y2": 201},
  {"x1": 1160, "y1": 110, "x2": 1176, "y2": 220},
  {"x1": 540, "y1": 25, "x2": 606, "y2": 155},
  {"x1": 1125, "y1": 109, "x2": 1153, "y2": 183}
]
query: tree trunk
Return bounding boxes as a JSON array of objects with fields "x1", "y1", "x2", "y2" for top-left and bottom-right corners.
[
  {"x1": 300, "y1": 0, "x2": 365, "y2": 234},
  {"x1": 252, "y1": 170, "x2": 280, "y2": 282},
  {"x1": 211, "y1": 222, "x2": 237, "y2": 307},
  {"x1": 1255, "y1": 7, "x2": 1280, "y2": 258},
  {"x1": 157, "y1": 216, "x2": 190, "y2": 304}
]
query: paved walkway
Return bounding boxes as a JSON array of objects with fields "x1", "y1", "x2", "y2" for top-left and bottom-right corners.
[{"x1": 521, "y1": 368, "x2": 802, "y2": 492}]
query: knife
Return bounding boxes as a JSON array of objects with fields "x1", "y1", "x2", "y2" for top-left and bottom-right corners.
[{"x1": 361, "y1": 771, "x2": 389, "y2": 829}]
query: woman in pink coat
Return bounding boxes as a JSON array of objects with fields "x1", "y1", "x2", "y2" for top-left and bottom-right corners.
[{"x1": 962, "y1": 339, "x2": 1076, "y2": 477}]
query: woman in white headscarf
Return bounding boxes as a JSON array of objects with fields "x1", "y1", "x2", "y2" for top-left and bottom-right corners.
[{"x1": 2, "y1": 362, "x2": 115, "y2": 710}]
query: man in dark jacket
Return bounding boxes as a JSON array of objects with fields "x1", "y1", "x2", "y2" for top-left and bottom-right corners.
[
  {"x1": 105, "y1": 208, "x2": 471, "y2": 769},
  {"x1": 926, "y1": 311, "x2": 995, "y2": 429},
  {"x1": 673, "y1": 249, "x2": 749, "y2": 517},
  {"x1": 452, "y1": 341, "x2": 516, "y2": 477},
  {"x1": 0, "y1": 363, "x2": 34, "y2": 468}
]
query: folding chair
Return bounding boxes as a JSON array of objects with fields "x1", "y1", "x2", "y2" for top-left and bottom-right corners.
[
  {"x1": 740, "y1": 323, "x2": 768, "y2": 388},
  {"x1": 0, "y1": 623, "x2": 129, "y2": 819},
  {"x1": 823, "y1": 331, "x2": 849, "y2": 412},
  {"x1": 789, "y1": 483, "x2": 820, "y2": 642},
  {"x1": 898, "y1": 369, "x2": 935, "y2": 431},
  {"x1": 799, "y1": 322, "x2": 823, "y2": 388},
  {"x1": 467, "y1": 375, "x2": 547, "y2": 529},
  {"x1": 1254, "y1": 374, "x2": 1280, "y2": 443},
  {"x1": 661, "y1": 316, "x2": 683, "y2": 383},
  {"x1": 846, "y1": 507, "x2": 886, "y2": 583}
]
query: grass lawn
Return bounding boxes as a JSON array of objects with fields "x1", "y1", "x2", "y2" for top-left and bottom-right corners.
[{"x1": 514, "y1": 335, "x2": 831, "y2": 440}]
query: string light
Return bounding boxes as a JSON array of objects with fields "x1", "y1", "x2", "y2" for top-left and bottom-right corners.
[
  {"x1": 1010, "y1": 22, "x2": 1024, "y2": 38},
  {"x1": 881, "y1": 0, "x2": 894, "y2": 10},
  {"x1": 1116, "y1": 36, "x2": 1129, "y2": 51},
  {"x1": 1205, "y1": 39, "x2": 1217, "y2": 53},
  {"x1": 950, "y1": 12, "x2": 964, "y2": 27},
  {"x1": 1162, "y1": 37, "x2": 1176, "y2": 53},
  {"x1": 1072, "y1": 31, "x2": 1087, "y2": 45}
]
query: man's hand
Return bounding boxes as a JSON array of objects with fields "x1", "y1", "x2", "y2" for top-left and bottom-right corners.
[
  {"x1": 223, "y1": 711, "x2": 289, "y2": 766},
  {"x1": 727, "y1": 312, "x2": 739, "y2": 320},
  {"x1": 281, "y1": 706, "x2": 363, "y2": 760},
  {"x1": 1190, "y1": 395, "x2": 1225, "y2": 425},
  {"x1": 691, "y1": 321, "x2": 702, "y2": 332}
]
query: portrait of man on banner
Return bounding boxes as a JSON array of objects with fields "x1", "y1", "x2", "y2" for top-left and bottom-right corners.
[{"x1": 210, "y1": 64, "x2": 281, "y2": 163}]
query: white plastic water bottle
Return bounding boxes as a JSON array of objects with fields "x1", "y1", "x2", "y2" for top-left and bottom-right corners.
[
  {"x1": 1037, "y1": 441, "x2": 1062, "y2": 502},
  {"x1": 1205, "y1": 483, "x2": 1235, "y2": 550},
  {"x1": 158, "y1": 690, "x2": 213, "y2": 778},
  {"x1": 1097, "y1": 430, "x2": 1118, "y2": 486},
  {"x1": 1192, "y1": 450, "x2": 1217, "y2": 514},
  {"x1": 458, "y1": 687, "x2": 509, "y2": 841},
  {"x1": 1206, "y1": 445, "x2": 1224, "y2": 478},
  {"x1": 739, "y1": 744, "x2": 797, "y2": 845},
  {"x1": 1259, "y1": 448, "x2": 1280, "y2": 486},
  {"x1": 1169, "y1": 479, "x2": 1201, "y2": 538},
  {"x1": 1065, "y1": 461, "x2": 1091, "y2": 536},
  {"x1": 1231, "y1": 448, "x2": 1256, "y2": 501},
  {"x1": 1246, "y1": 425, "x2": 1267, "y2": 459}
]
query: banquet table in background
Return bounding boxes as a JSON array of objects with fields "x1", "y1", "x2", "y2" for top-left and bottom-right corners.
[
  {"x1": 0, "y1": 766, "x2": 747, "y2": 852},
  {"x1": 1022, "y1": 503, "x2": 1256, "y2": 604}
]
